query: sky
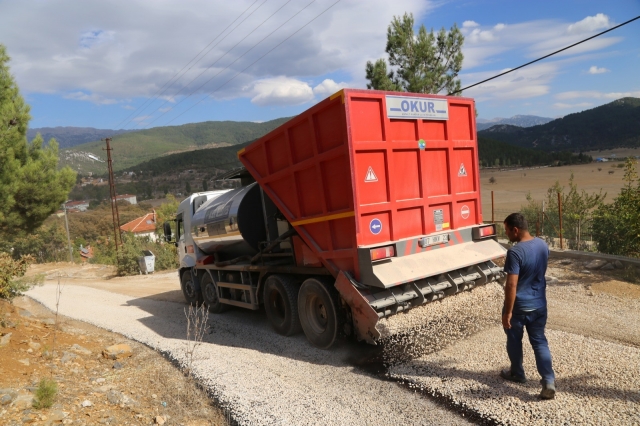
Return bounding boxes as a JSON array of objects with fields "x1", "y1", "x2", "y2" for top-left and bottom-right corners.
[{"x1": 0, "y1": 0, "x2": 639, "y2": 129}]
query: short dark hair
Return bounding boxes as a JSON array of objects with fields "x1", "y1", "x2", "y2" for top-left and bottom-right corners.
[{"x1": 504, "y1": 213, "x2": 528, "y2": 230}]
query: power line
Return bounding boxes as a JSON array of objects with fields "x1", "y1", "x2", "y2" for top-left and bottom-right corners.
[
  {"x1": 138, "y1": 0, "x2": 310, "y2": 129},
  {"x1": 449, "y1": 15, "x2": 640, "y2": 96},
  {"x1": 158, "y1": 0, "x2": 341, "y2": 128},
  {"x1": 113, "y1": 0, "x2": 264, "y2": 130}
]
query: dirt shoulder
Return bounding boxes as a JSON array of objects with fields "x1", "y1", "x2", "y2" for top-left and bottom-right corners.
[{"x1": 0, "y1": 295, "x2": 227, "y2": 426}]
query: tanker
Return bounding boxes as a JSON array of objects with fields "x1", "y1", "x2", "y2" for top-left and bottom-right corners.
[{"x1": 165, "y1": 89, "x2": 506, "y2": 349}]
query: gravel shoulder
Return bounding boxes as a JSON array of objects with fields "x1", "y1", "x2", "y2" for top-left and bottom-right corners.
[{"x1": 26, "y1": 282, "x2": 470, "y2": 426}]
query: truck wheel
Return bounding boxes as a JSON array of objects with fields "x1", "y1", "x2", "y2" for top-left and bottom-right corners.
[
  {"x1": 201, "y1": 272, "x2": 228, "y2": 313},
  {"x1": 181, "y1": 270, "x2": 203, "y2": 306},
  {"x1": 298, "y1": 277, "x2": 342, "y2": 349},
  {"x1": 263, "y1": 275, "x2": 302, "y2": 336}
]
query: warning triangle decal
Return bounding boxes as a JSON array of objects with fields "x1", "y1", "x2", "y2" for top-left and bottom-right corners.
[
  {"x1": 365, "y1": 166, "x2": 378, "y2": 182},
  {"x1": 458, "y1": 163, "x2": 467, "y2": 177}
]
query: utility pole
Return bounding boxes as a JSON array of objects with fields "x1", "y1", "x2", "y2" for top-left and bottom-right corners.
[
  {"x1": 103, "y1": 137, "x2": 122, "y2": 256},
  {"x1": 63, "y1": 204, "x2": 73, "y2": 263}
]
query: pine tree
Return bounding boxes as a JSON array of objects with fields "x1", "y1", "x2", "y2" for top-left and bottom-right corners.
[
  {"x1": 366, "y1": 13, "x2": 464, "y2": 95},
  {"x1": 0, "y1": 44, "x2": 76, "y2": 235}
]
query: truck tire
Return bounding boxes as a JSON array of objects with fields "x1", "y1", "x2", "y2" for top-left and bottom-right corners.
[
  {"x1": 201, "y1": 272, "x2": 228, "y2": 314},
  {"x1": 180, "y1": 269, "x2": 203, "y2": 306},
  {"x1": 263, "y1": 275, "x2": 302, "y2": 336},
  {"x1": 298, "y1": 277, "x2": 342, "y2": 349}
]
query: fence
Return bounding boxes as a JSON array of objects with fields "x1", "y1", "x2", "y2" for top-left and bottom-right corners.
[{"x1": 485, "y1": 191, "x2": 596, "y2": 251}]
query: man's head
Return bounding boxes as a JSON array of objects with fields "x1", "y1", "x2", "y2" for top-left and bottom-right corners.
[{"x1": 503, "y1": 213, "x2": 529, "y2": 242}]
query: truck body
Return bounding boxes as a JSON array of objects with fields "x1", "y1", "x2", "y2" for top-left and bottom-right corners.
[{"x1": 169, "y1": 89, "x2": 506, "y2": 349}]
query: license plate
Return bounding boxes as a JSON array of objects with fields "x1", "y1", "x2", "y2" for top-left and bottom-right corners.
[{"x1": 420, "y1": 233, "x2": 449, "y2": 247}]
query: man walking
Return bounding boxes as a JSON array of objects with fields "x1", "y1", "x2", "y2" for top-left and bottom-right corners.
[{"x1": 500, "y1": 213, "x2": 556, "y2": 399}]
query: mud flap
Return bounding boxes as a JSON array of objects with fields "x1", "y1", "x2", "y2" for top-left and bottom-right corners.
[{"x1": 334, "y1": 271, "x2": 380, "y2": 344}]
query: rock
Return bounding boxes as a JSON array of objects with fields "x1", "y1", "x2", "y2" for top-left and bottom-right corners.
[
  {"x1": 60, "y1": 352, "x2": 76, "y2": 364},
  {"x1": 585, "y1": 259, "x2": 607, "y2": 270},
  {"x1": 28, "y1": 341, "x2": 41, "y2": 351},
  {"x1": 113, "y1": 361, "x2": 123, "y2": 370},
  {"x1": 18, "y1": 310, "x2": 33, "y2": 318},
  {"x1": 27, "y1": 348, "x2": 33, "y2": 354},
  {"x1": 581, "y1": 270, "x2": 591, "y2": 275},
  {"x1": 614, "y1": 260, "x2": 624, "y2": 269},
  {"x1": 0, "y1": 332, "x2": 11, "y2": 347},
  {"x1": 41, "y1": 318, "x2": 56, "y2": 326},
  {"x1": 12, "y1": 394, "x2": 34, "y2": 410},
  {"x1": 18, "y1": 358, "x2": 30, "y2": 366},
  {"x1": 151, "y1": 393, "x2": 157, "y2": 399},
  {"x1": 102, "y1": 344, "x2": 132, "y2": 360},
  {"x1": 559, "y1": 259, "x2": 572, "y2": 265},
  {"x1": 0, "y1": 389, "x2": 16, "y2": 405},
  {"x1": 81, "y1": 400, "x2": 92, "y2": 407},
  {"x1": 96, "y1": 378, "x2": 105, "y2": 384},
  {"x1": 2, "y1": 319, "x2": 16, "y2": 328},
  {"x1": 601, "y1": 263, "x2": 615, "y2": 271},
  {"x1": 155, "y1": 415, "x2": 166, "y2": 425},
  {"x1": 545, "y1": 275, "x2": 557, "y2": 283},
  {"x1": 70, "y1": 344, "x2": 92, "y2": 356},
  {"x1": 49, "y1": 410, "x2": 66, "y2": 421},
  {"x1": 106, "y1": 389, "x2": 124, "y2": 404}
]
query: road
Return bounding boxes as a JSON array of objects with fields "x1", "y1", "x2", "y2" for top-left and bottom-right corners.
[{"x1": 25, "y1": 261, "x2": 640, "y2": 425}]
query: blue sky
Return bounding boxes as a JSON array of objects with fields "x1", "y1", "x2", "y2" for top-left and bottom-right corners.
[{"x1": 0, "y1": 0, "x2": 638, "y2": 129}]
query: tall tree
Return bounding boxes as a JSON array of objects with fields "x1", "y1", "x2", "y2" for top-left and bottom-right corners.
[
  {"x1": 366, "y1": 13, "x2": 464, "y2": 95},
  {"x1": 0, "y1": 44, "x2": 76, "y2": 235}
]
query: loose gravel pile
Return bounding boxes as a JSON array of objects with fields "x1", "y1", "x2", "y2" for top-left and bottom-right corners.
[
  {"x1": 390, "y1": 327, "x2": 640, "y2": 425},
  {"x1": 27, "y1": 284, "x2": 469, "y2": 426},
  {"x1": 377, "y1": 283, "x2": 504, "y2": 365}
]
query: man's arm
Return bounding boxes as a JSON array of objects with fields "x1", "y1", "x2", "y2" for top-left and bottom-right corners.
[{"x1": 502, "y1": 274, "x2": 518, "y2": 329}]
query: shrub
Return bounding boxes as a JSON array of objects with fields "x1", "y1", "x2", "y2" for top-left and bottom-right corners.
[
  {"x1": 0, "y1": 253, "x2": 43, "y2": 300},
  {"x1": 33, "y1": 378, "x2": 58, "y2": 409}
]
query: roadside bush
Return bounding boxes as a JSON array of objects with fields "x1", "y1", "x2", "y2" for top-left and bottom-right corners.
[
  {"x1": 116, "y1": 233, "x2": 178, "y2": 276},
  {"x1": 33, "y1": 378, "x2": 58, "y2": 409},
  {"x1": 0, "y1": 253, "x2": 43, "y2": 300}
]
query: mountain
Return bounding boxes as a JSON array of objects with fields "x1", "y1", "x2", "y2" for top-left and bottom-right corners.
[
  {"x1": 478, "y1": 98, "x2": 640, "y2": 151},
  {"x1": 28, "y1": 127, "x2": 135, "y2": 149},
  {"x1": 60, "y1": 117, "x2": 291, "y2": 174},
  {"x1": 478, "y1": 136, "x2": 591, "y2": 168},
  {"x1": 476, "y1": 115, "x2": 554, "y2": 131}
]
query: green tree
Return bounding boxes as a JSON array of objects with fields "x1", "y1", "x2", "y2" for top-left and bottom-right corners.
[
  {"x1": 592, "y1": 157, "x2": 640, "y2": 257},
  {"x1": 202, "y1": 179, "x2": 208, "y2": 192},
  {"x1": 366, "y1": 13, "x2": 464, "y2": 94},
  {"x1": 0, "y1": 45, "x2": 76, "y2": 234},
  {"x1": 185, "y1": 181, "x2": 192, "y2": 194}
]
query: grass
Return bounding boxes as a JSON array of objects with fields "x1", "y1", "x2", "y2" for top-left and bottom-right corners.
[{"x1": 33, "y1": 378, "x2": 58, "y2": 409}]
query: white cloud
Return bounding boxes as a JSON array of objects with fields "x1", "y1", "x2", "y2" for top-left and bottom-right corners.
[
  {"x1": 552, "y1": 102, "x2": 593, "y2": 109},
  {"x1": 567, "y1": 13, "x2": 611, "y2": 34},
  {"x1": 588, "y1": 65, "x2": 609, "y2": 74},
  {"x1": 122, "y1": 105, "x2": 135, "y2": 110},
  {"x1": 493, "y1": 23, "x2": 505, "y2": 31},
  {"x1": 249, "y1": 77, "x2": 314, "y2": 106},
  {"x1": 63, "y1": 91, "x2": 117, "y2": 104},
  {"x1": 461, "y1": 62, "x2": 557, "y2": 101},
  {"x1": 462, "y1": 21, "x2": 479, "y2": 28},
  {"x1": 312, "y1": 79, "x2": 348, "y2": 97},
  {"x1": 467, "y1": 28, "x2": 496, "y2": 43},
  {"x1": 0, "y1": 0, "x2": 433, "y2": 109},
  {"x1": 555, "y1": 90, "x2": 640, "y2": 100}
]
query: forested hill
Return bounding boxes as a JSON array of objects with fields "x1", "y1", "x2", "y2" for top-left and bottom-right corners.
[
  {"x1": 476, "y1": 115, "x2": 553, "y2": 131},
  {"x1": 28, "y1": 127, "x2": 134, "y2": 149},
  {"x1": 478, "y1": 97, "x2": 640, "y2": 151},
  {"x1": 60, "y1": 117, "x2": 291, "y2": 174},
  {"x1": 478, "y1": 136, "x2": 591, "y2": 168}
]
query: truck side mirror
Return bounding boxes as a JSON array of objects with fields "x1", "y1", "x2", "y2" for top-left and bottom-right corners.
[{"x1": 163, "y1": 221, "x2": 173, "y2": 242}]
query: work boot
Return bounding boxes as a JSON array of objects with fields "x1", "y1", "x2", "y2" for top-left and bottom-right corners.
[
  {"x1": 500, "y1": 369, "x2": 526, "y2": 384},
  {"x1": 540, "y1": 380, "x2": 556, "y2": 399}
]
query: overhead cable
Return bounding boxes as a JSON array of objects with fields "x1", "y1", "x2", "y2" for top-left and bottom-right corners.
[{"x1": 449, "y1": 15, "x2": 640, "y2": 96}]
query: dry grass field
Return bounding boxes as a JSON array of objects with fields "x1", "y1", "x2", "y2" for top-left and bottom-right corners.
[{"x1": 480, "y1": 158, "x2": 640, "y2": 216}]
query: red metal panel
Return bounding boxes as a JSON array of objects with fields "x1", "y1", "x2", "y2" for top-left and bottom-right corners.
[{"x1": 239, "y1": 89, "x2": 481, "y2": 282}]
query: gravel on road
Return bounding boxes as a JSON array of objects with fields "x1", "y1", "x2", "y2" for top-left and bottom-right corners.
[
  {"x1": 27, "y1": 284, "x2": 469, "y2": 426},
  {"x1": 390, "y1": 327, "x2": 640, "y2": 426}
]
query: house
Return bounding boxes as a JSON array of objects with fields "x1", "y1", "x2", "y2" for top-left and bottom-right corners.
[
  {"x1": 120, "y1": 211, "x2": 157, "y2": 241},
  {"x1": 63, "y1": 200, "x2": 90, "y2": 212},
  {"x1": 79, "y1": 245, "x2": 94, "y2": 262},
  {"x1": 113, "y1": 194, "x2": 137, "y2": 205}
]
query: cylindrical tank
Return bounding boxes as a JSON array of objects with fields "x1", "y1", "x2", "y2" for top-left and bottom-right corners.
[{"x1": 191, "y1": 183, "x2": 266, "y2": 257}]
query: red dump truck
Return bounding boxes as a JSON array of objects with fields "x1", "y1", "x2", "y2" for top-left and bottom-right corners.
[{"x1": 164, "y1": 89, "x2": 506, "y2": 349}]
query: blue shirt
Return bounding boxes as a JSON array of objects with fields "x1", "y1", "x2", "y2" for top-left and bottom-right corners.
[{"x1": 503, "y1": 237, "x2": 549, "y2": 314}]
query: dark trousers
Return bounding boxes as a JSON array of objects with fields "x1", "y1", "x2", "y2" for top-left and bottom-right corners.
[{"x1": 504, "y1": 307, "x2": 555, "y2": 384}]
